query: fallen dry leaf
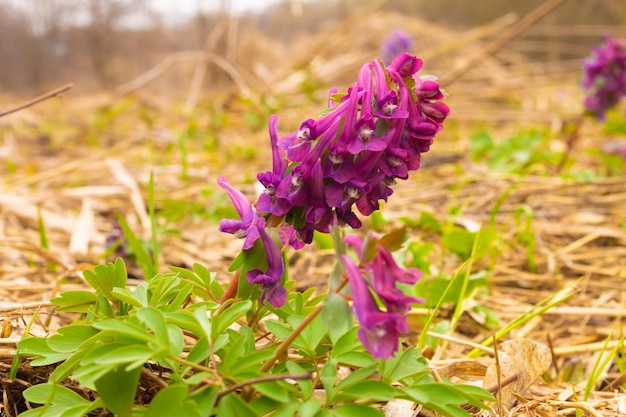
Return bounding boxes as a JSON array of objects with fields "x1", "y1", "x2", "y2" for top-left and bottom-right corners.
[{"x1": 483, "y1": 338, "x2": 552, "y2": 409}]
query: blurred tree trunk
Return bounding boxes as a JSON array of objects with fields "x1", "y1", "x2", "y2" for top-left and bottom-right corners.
[{"x1": 83, "y1": 0, "x2": 144, "y2": 87}]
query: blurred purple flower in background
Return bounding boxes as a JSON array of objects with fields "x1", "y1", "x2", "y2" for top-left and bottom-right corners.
[
  {"x1": 381, "y1": 29, "x2": 414, "y2": 65},
  {"x1": 581, "y1": 36, "x2": 626, "y2": 120}
]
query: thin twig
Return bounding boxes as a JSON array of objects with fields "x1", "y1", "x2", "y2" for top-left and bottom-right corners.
[
  {"x1": 425, "y1": 331, "x2": 493, "y2": 353},
  {"x1": 216, "y1": 372, "x2": 313, "y2": 400},
  {"x1": 115, "y1": 51, "x2": 250, "y2": 97},
  {"x1": 548, "y1": 400, "x2": 604, "y2": 417},
  {"x1": 0, "y1": 83, "x2": 73, "y2": 118},
  {"x1": 484, "y1": 374, "x2": 518, "y2": 394},
  {"x1": 442, "y1": 0, "x2": 570, "y2": 85},
  {"x1": 259, "y1": 277, "x2": 349, "y2": 373},
  {"x1": 493, "y1": 333, "x2": 504, "y2": 417},
  {"x1": 0, "y1": 302, "x2": 54, "y2": 313}
]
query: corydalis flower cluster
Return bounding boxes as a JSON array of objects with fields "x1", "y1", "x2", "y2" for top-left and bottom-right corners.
[
  {"x1": 257, "y1": 53, "x2": 449, "y2": 244},
  {"x1": 342, "y1": 234, "x2": 422, "y2": 359},
  {"x1": 582, "y1": 36, "x2": 626, "y2": 120},
  {"x1": 218, "y1": 53, "x2": 447, "y2": 327}
]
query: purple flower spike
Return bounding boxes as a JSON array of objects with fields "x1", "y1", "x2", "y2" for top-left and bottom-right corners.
[
  {"x1": 581, "y1": 36, "x2": 626, "y2": 120},
  {"x1": 250, "y1": 52, "x2": 448, "y2": 244},
  {"x1": 246, "y1": 217, "x2": 286, "y2": 307},
  {"x1": 217, "y1": 176, "x2": 260, "y2": 250},
  {"x1": 343, "y1": 255, "x2": 407, "y2": 359}
]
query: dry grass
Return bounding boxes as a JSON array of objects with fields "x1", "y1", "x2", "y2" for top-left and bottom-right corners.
[{"x1": 1, "y1": 3, "x2": 625, "y2": 416}]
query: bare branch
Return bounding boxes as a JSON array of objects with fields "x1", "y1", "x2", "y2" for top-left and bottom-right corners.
[
  {"x1": 0, "y1": 83, "x2": 73, "y2": 118},
  {"x1": 115, "y1": 51, "x2": 251, "y2": 97}
]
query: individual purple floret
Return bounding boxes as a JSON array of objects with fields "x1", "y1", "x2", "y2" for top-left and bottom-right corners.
[
  {"x1": 581, "y1": 36, "x2": 626, "y2": 120},
  {"x1": 381, "y1": 29, "x2": 414, "y2": 65},
  {"x1": 246, "y1": 217, "x2": 287, "y2": 307},
  {"x1": 217, "y1": 176, "x2": 260, "y2": 250}
]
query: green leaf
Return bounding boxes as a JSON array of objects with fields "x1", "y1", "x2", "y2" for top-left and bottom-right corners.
[
  {"x1": 17, "y1": 337, "x2": 69, "y2": 366},
  {"x1": 95, "y1": 292, "x2": 115, "y2": 319},
  {"x1": 192, "y1": 305, "x2": 213, "y2": 340},
  {"x1": 145, "y1": 384, "x2": 202, "y2": 417},
  {"x1": 402, "y1": 383, "x2": 475, "y2": 417},
  {"x1": 298, "y1": 398, "x2": 322, "y2": 417},
  {"x1": 330, "y1": 328, "x2": 363, "y2": 358},
  {"x1": 94, "y1": 365, "x2": 142, "y2": 417},
  {"x1": 469, "y1": 130, "x2": 493, "y2": 160},
  {"x1": 82, "y1": 258, "x2": 128, "y2": 301},
  {"x1": 378, "y1": 226, "x2": 408, "y2": 252},
  {"x1": 167, "y1": 324, "x2": 185, "y2": 357},
  {"x1": 379, "y1": 347, "x2": 429, "y2": 384},
  {"x1": 227, "y1": 349, "x2": 275, "y2": 378},
  {"x1": 211, "y1": 300, "x2": 252, "y2": 340},
  {"x1": 167, "y1": 281, "x2": 194, "y2": 311},
  {"x1": 321, "y1": 293, "x2": 352, "y2": 344},
  {"x1": 51, "y1": 291, "x2": 98, "y2": 312},
  {"x1": 334, "y1": 367, "x2": 377, "y2": 393},
  {"x1": 320, "y1": 359, "x2": 337, "y2": 401},
  {"x1": 188, "y1": 385, "x2": 219, "y2": 416},
  {"x1": 443, "y1": 227, "x2": 476, "y2": 260},
  {"x1": 148, "y1": 275, "x2": 182, "y2": 308},
  {"x1": 111, "y1": 287, "x2": 146, "y2": 308},
  {"x1": 267, "y1": 401, "x2": 299, "y2": 417},
  {"x1": 148, "y1": 172, "x2": 160, "y2": 276},
  {"x1": 253, "y1": 380, "x2": 291, "y2": 403},
  {"x1": 92, "y1": 320, "x2": 153, "y2": 344},
  {"x1": 334, "y1": 380, "x2": 396, "y2": 402},
  {"x1": 47, "y1": 325, "x2": 100, "y2": 353},
  {"x1": 333, "y1": 351, "x2": 376, "y2": 368},
  {"x1": 136, "y1": 307, "x2": 169, "y2": 347},
  {"x1": 233, "y1": 240, "x2": 268, "y2": 301},
  {"x1": 117, "y1": 216, "x2": 157, "y2": 280},
  {"x1": 94, "y1": 344, "x2": 154, "y2": 370},
  {"x1": 286, "y1": 314, "x2": 327, "y2": 357},
  {"x1": 179, "y1": 263, "x2": 224, "y2": 301},
  {"x1": 264, "y1": 319, "x2": 292, "y2": 341},
  {"x1": 400, "y1": 211, "x2": 442, "y2": 233},
  {"x1": 185, "y1": 337, "x2": 210, "y2": 368},
  {"x1": 285, "y1": 361, "x2": 313, "y2": 398},
  {"x1": 312, "y1": 230, "x2": 334, "y2": 249},
  {"x1": 332, "y1": 404, "x2": 384, "y2": 417},
  {"x1": 23, "y1": 383, "x2": 91, "y2": 407},
  {"x1": 217, "y1": 393, "x2": 259, "y2": 417}
]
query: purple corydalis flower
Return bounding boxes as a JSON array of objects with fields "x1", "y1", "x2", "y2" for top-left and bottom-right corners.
[
  {"x1": 342, "y1": 234, "x2": 423, "y2": 358},
  {"x1": 218, "y1": 176, "x2": 260, "y2": 250},
  {"x1": 343, "y1": 255, "x2": 408, "y2": 359},
  {"x1": 582, "y1": 36, "x2": 626, "y2": 120},
  {"x1": 381, "y1": 29, "x2": 414, "y2": 66},
  {"x1": 246, "y1": 217, "x2": 286, "y2": 307}
]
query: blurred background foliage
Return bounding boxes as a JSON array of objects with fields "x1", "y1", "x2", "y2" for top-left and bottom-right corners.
[{"x1": 0, "y1": 0, "x2": 624, "y2": 95}]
